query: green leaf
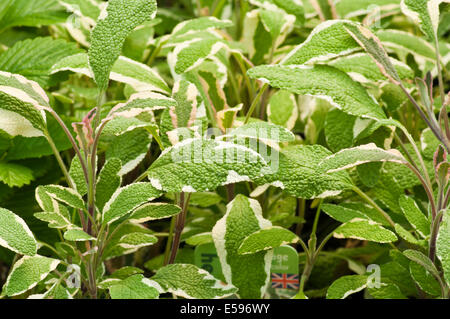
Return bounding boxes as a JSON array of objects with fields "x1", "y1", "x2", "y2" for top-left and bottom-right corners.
[
  {"x1": 34, "y1": 211, "x2": 71, "y2": 229},
  {"x1": 147, "y1": 138, "x2": 269, "y2": 193},
  {"x1": 248, "y1": 64, "x2": 386, "y2": 120},
  {"x1": 102, "y1": 182, "x2": 163, "y2": 224},
  {"x1": 328, "y1": 53, "x2": 414, "y2": 83},
  {"x1": 400, "y1": 0, "x2": 447, "y2": 41},
  {"x1": 0, "y1": 37, "x2": 82, "y2": 87},
  {"x1": 36, "y1": 185, "x2": 85, "y2": 210},
  {"x1": 281, "y1": 20, "x2": 360, "y2": 65},
  {"x1": 0, "y1": 71, "x2": 49, "y2": 137},
  {"x1": 118, "y1": 233, "x2": 158, "y2": 250},
  {"x1": 0, "y1": 162, "x2": 34, "y2": 187},
  {"x1": 109, "y1": 266, "x2": 144, "y2": 280},
  {"x1": 2, "y1": 255, "x2": 60, "y2": 297},
  {"x1": 185, "y1": 232, "x2": 213, "y2": 246},
  {"x1": 344, "y1": 24, "x2": 402, "y2": 84},
  {"x1": 398, "y1": 195, "x2": 430, "y2": 238},
  {"x1": 0, "y1": 0, "x2": 67, "y2": 33},
  {"x1": 326, "y1": 275, "x2": 368, "y2": 299},
  {"x1": 105, "y1": 129, "x2": 152, "y2": 176},
  {"x1": 319, "y1": 143, "x2": 406, "y2": 174},
  {"x1": 409, "y1": 261, "x2": 441, "y2": 296},
  {"x1": 95, "y1": 158, "x2": 122, "y2": 213},
  {"x1": 333, "y1": 218, "x2": 398, "y2": 243},
  {"x1": 402, "y1": 249, "x2": 441, "y2": 280},
  {"x1": 227, "y1": 122, "x2": 295, "y2": 143},
  {"x1": 109, "y1": 274, "x2": 159, "y2": 299},
  {"x1": 170, "y1": 79, "x2": 201, "y2": 128},
  {"x1": 129, "y1": 203, "x2": 181, "y2": 223},
  {"x1": 322, "y1": 203, "x2": 370, "y2": 223},
  {"x1": 170, "y1": 16, "x2": 233, "y2": 37},
  {"x1": 249, "y1": 0, "x2": 305, "y2": 25},
  {"x1": 367, "y1": 282, "x2": 407, "y2": 299},
  {"x1": 88, "y1": 0, "x2": 157, "y2": 90},
  {"x1": 436, "y1": 210, "x2": 450, "y2": 286},
  {"x1": 421, "y1": 128, "x2": 440, "y2": 159},
  {"x1": 64, "y1": 228, "x2": 95, "y2": 241},
  {"x1": 267, "y1": 90, "x2": 298, "y2": 130},
  {"x1": 52, "y1": 53, "x2": 170, "y2": 94},
  {"x1": 0, "y1": 207, "x2": 37, "y2": 256},
  {"x1": 324, "y1": 109, "x2": 355, "y2": 153},
  {"x1": 238, "y1": 226, "x2": 299, "y2": 255},
  {"x1": 69, "y1": 156, "x2": 87, "y2": 196},
  {"x1": 152, "y1": 264, "x2": 237, "y2": 299},
  {"x1": 256, "y1": 144, "x2": 351, "y2": 199},
  {"x1": 212, "y1": 195, "x2": 272, "y2": 298},
  {"x1": 336, "y1": 0, "x2": 401, "y2": 18}
]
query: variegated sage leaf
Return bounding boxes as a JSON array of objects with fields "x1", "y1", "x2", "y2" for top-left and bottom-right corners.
[
  {"x1": 267, "y1": 90, "x2": 298, "y2": 130},
  {"x1": 35, "y1": 185, "x2": 85, "y2": 210},
  {"x1": 436, "y1": 210, "x2": 450, "y2": 285},
  {"x1": 212, "y1": 195, "x2": 272, "y2": 298},
  {"x1": 147, "y1": 138, "x2": 269, "y2": 193},
  {"x1": 248, "y1": 64, "x2": 386, "y2": 120},
  {"x1": 152, "y1": 264, "x2": 237, "y2": 299},
  {"x1": 109, "y1": 274, "x2": 159, "y2": 299},
  {"x1": 95, "y1": 158, "x2": 122, "y2": 212},
  {"x1": 333, "y1": 218, "x2": 398, "y2": 243},
  {"x1": 2, "y1": 255, "x2": 60, "y2": 297},
  {"x1": 238, "y1": 226, "x2": 299, "y2": 255},
  {"x1": 0, "y1": 208, "x2": 37, "y2": 256},
  {"x1": 398, "y1": 195, "x2": 430, "y2": 238},
  {"x1": 88, "y1": 0, "x2": 157, "y2": 90},
  {"x1": 327, "y1": 275, "x2": 369, "y2": 299}
]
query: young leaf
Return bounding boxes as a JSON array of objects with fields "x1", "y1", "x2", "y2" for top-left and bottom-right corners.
[
  {"x1": 322, "y1": 203, "x2": 370, "y2": 223},
  {"x1": 152, "y1": 264, "x2": 237, "y2": 299},
  {"x1": 0, "y1": 208, "x2": 37, "y2": 256},
  {"x1": 102, "y1": 182, "x2": 163, "y2": 224},
  {"x1": 69, "y1": 156, "x2": 88, "y2": 196},
  {"x1": 238, "y1": 226, "x2": 299, "y2": 255},
  {"x1": 2, "y1": 255, "x2": 60, "y2": 297},
  {"x1": 333, "y1": 218, "x2": 398, "y2": 243},
  {"x1": 402, "y1": 249, "x2": 441, "y2": 281},
  {"x1": 95, "y1": 158, "x2": 122, "y2": 213},
  {"x1": 146, "y1": 138, "x2": 269, "y2": 193},
  {"x1": 267, "y1": 90, "x2": 298, "y2": 130},
  {"x1": 319, "y1": 143, "x2": 406, "y2": 174},
  {"x1": 36, "y1": 185, "x2": 85, "y2": 210},
  {"x1": 88, "y1": 0, "x2": 157, "y2": 90},
  {"x1": 326, "y1": 275, "x2": 368, "y2": 299},
  {"x1": 400, "y1": 0, "x2": 449, "y2": 41},
  {"x1": 185, "y1": 232, "x2": 213, "y2": 246},
  {"x1": 212, "y1": 195, "x2": 272, "y2": 298},
  {"x1": 436, "y1": 210, "x2": 450, "y2": 285},
  {"x1": 170, "y1": 16, "x2": 233, "y2": 37},
  {"x1": 409, "y1": 261, "x2": 441, "y2": 296},
  {"x1": 398, "y1": 195, "x2": 430, "y2": 238},
  {"x1": 247, "y1": 64, "x2": 386, "y2": 120},
  {"x1": 118, "y1": 233, "x2": 158, "y2": 250},
  {"x1": 109, "y1": 274, "x2": 159, "y2": 299},
  {"x1": 52, "y1": 53, "x2": 170, "y2": 94},
  {"x1": 256, "y1": 145, "x2": 351, "y2": 199},
  {"x1": 34, "y1": 212, "x2": 71, "y2": 229},
  {"x1": 64, "y1": 228, "x2": 95, "y2": 241},
  {"x1": 129, "y1": 203, "x2": 181, "y2": 223}
]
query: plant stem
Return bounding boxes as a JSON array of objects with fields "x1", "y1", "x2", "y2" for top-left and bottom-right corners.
[
  {"x1": 434, "y1": 36, "x2": 446, "y2": 105},
  {"x1": 168, "y1": 193, "x2": 191, "y2": 264},
  {"x1": 244, "y1": 84, "x2": 268, "y2": 124},
  {"x1": 45, "y1": 131, "x2": 72, "y2": 187},
  {"x1": 352, "y1": 185, "x2": 395, "y2": 227}
]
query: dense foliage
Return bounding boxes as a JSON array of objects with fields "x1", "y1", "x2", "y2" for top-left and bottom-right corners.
[{"x1": 0, "y1": 0, "x2": 449, "y2": 299}]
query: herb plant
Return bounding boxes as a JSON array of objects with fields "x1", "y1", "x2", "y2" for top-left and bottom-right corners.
[{"x1": 0, "y1": 0, "x2": 449, "y2": 300}]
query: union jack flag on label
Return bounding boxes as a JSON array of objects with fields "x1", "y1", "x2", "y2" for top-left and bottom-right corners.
[{"x1": 271, "y1": 273, "x2": 299, "y2": 290}]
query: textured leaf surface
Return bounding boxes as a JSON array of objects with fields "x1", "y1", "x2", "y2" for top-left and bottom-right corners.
[
  {"x1": 0, "y1": 162, "x2": 34, "y2": 187},
  {"x1": 0, "y1": 37, "x2": 82, "y2": 87},
  {"x1": 2, "y1": 255, "x2": 60, "y2": 296},
  {"x1": 212, "y1": 195, "x2": 272, "y2": 298},
  {"x1": 403, "y1": 249, "x2": 441, "y2": 280},
  {"x1": 267, "y1": 90, "x2": 298, "y2": 130},
  {"x1": 324, "y1": 108, "x2": 355, "y2": 152},
  {"x1": 36, "y1": 185, "x2": 85, "y2": 210},
  {"x1": 322, "y1": 203, "x2": 370, "y2": 223},
  {"x1": 63, "y1": 228, "x2": 95, "y2": 241},
  {"x1": 52, "y1": 53, "x2": 169, "y2": 93},
  {"x1": 333, "y1": 219, "x2": 398, "y2": 243},
  {"x1": 152, "y1": 263, "x2": 237, "y2": 299},
  {"x1": 109, "y1": 274, "x2": 159, "y2": 299},
  {"x1": 238, "y1": 226, "x2": 299, "y2": 255},
  {"x1": 118, "y1": 233, "x2": 157, "y2": 250},
  {"x1": 399, "y1": 195, "x2": 430, "y2": 238},
  {"x1": 281, "y1": 20, "x2": 359, "y2": 65},
  {"x1": 95, "y1": 158, "x2": 122, "y2": 212},
  {"x1": 0, "y1": 208, "x2": 36, "y2": 256},
  {"x1": 129, "y1": 203, "x2": 181, "y2": 223},
  {"x1": 102, "y1": 182, "x2": 163, "y2": 224},
  {"x1": 436, "y1": 210, "x2": 450, "y2": 285},
  {"x1": 227, "y1": 122, "x2": 295, "y2": 143},
  {"x1": 147, "y1": 138, "x2": 269, "y2": 193},
  {"x1": 327, "y1": 275, "x2": 368, "y2": 299},
  {"x1": 248, "y1": 64, "x2": 385, "y2": 120},
  {"x1": 88, "y1": 0, "x2": 157, "y2": 90},
  {"x1": 319, "y1": 143, "x2": 405, "y2": 173},
  {"x1": 256, "y1": 145, "x2": 351, "y2": 199}
]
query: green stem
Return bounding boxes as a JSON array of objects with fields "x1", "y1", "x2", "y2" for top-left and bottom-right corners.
[
  {"x1": 434, "y1": 36, "x2": 446, "y2": 105},
  {"x1": 45, "y1": 131, "x2": 72, "y2": 188},
  {"x1": 164, "y1": 216, "x2": 177, "y2": 265},
  {"x1": 244, "y1": 84, "x2": 268, "y2": 124},
  {"x1": 352, "y1": 185, "x2": 395, "y2": 227}
]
